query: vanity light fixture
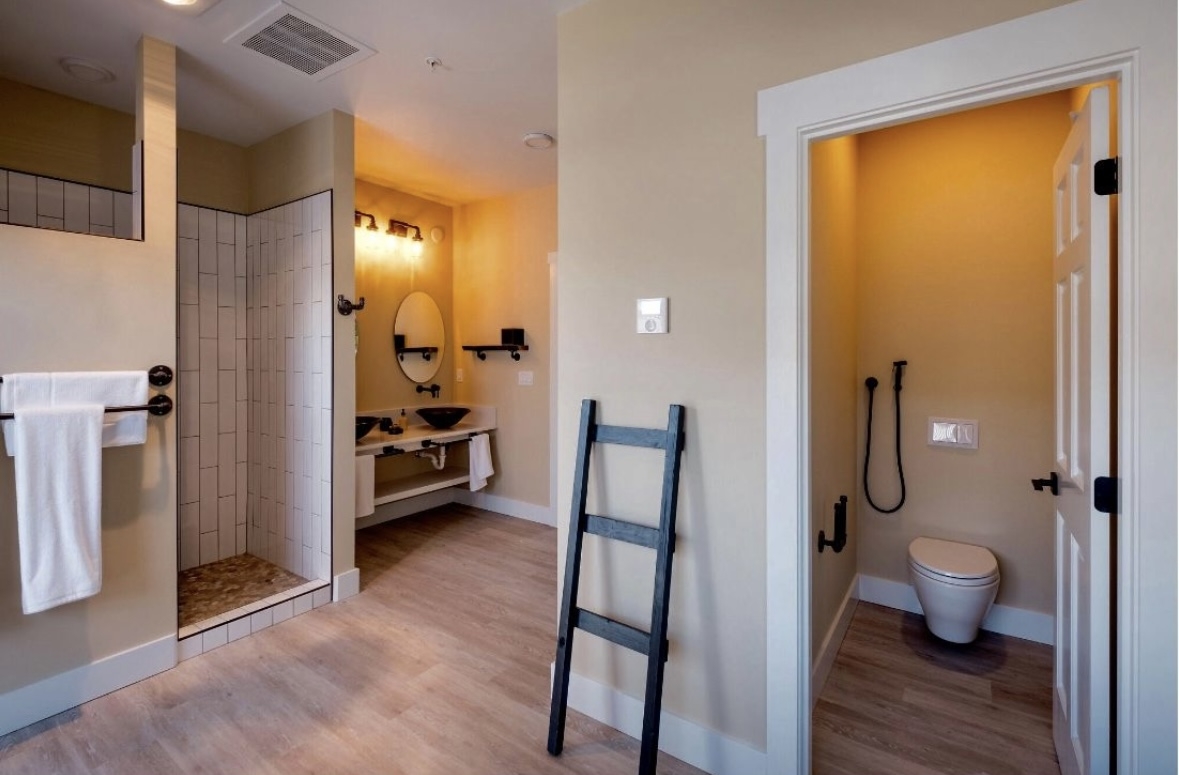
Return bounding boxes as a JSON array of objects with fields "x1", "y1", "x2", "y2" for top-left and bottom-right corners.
[
  {"x1": 387, "y1": 219, "x2": 425, "y2": 259},
  {"x1": 354, "y1": 211, "x2": 379, "y2": 231}
]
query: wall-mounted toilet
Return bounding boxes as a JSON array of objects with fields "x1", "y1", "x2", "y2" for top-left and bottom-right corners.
[{"x1": 908, "y1": 537, "x2": 1000, "y2": 643}]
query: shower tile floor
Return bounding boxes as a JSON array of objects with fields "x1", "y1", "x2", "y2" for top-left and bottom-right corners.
[{"x1": 178, "y1": 554, "x2": 310, "y2": 630}]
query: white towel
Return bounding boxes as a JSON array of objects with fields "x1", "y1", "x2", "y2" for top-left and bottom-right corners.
[
  {"x1": 469, "y1": 433, "x2": 494, "y2": 492},
  {"x1": 13, "y1": 404, "x2": 106, "y2": 614},
  {"x1": 2, "y1": 371, "x2": 148, "y2": 456}
]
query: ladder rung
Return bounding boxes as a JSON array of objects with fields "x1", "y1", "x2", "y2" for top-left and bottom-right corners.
[
  {"x1": 595, "y1": 424, "x2": 667, "y2": 449},
  {"x1": 585, "y1": 514, "x2": 660, "y2": 549},
  {"x1": 575, "y1": 608, "x2": 651, "y2": 655}
]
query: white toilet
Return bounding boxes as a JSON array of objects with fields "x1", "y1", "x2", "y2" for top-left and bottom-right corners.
[{"x1": 908, "y1": 536, "x2": 1000, "y2": 644}]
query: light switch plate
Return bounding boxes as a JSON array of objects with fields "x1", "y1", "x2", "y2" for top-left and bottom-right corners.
[
  {"x1": 455, "y1": 368, "x2": 464, "y2": 383},
  {"x1": 637, "y1": 297, "x2": 668, "y2": 334},
  {"x1": 928, "y1": 417, "x2": 979, "y2": 449},
  {"x1": 518, "y1": 370, "x2": 534, "y2": 386}
]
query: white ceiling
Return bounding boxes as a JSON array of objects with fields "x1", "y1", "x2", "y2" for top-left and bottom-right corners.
[{"x1": 0, "y1": 0, "x2": 585, "y2": 204}]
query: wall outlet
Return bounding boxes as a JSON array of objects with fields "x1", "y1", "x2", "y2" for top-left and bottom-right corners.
[
  {"x1": 518, "y1": 370, "x2": 534, "y2": 386},
  {"x1": 455, "y1": 368, "x2": 464, "y2": 383}
]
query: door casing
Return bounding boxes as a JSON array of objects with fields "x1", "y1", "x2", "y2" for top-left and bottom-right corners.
[{"x1": 759, "y1": 2, "x2": 1175, "y2": 772}]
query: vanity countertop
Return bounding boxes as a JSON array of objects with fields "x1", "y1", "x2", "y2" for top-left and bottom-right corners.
[{"x1": 355, "y1": 421, "x2": 495, "y2": 456}]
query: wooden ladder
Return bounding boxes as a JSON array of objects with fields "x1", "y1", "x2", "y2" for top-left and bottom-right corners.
[{"x1": 547, "y1": 399, "x2": 687, "y2": 775}]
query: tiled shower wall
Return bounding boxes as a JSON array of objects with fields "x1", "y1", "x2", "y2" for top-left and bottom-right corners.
[
  {"x1": 177, "y1": 194, "x2": 333, "y2": 581},
  {"x1": 177, "y1": 205, "x2": 248, "y2": 571},
  {"x1": 0, "y1": 167, "x2": 135, "y2": 238},
  {"x1": 246, "y1": 193, "x2": 333, "y2": 583}
]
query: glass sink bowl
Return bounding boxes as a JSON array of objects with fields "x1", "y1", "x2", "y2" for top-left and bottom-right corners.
[
  {"x1": 355, "y1": 415, "x2": 380, "y2": 441},
  {"x1": 416, "y1": 407, "x2": 471, "y2": 430}
]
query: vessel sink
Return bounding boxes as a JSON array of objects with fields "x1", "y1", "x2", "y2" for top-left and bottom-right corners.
[
  {"x1": 355, "y1": 416, "x2": 380, "y2": 441},
  {"x1": 416, "y1": 406, "x2": 470, "y2": 430}
]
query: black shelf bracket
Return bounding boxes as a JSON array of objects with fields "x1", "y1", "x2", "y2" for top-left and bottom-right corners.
[
  {"x1": 397, "y1": 346, "x2": 437, "y2": 362},
  {"x1": 462, "y1": 345, "x2": 530, "y2": 361}
]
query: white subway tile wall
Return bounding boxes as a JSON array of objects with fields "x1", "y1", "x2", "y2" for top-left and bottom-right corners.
[
  {"x1": 178, "y1": 205, "x2": 249, "y2": 570},
  {"x1": 246, "y1": 192, "x2": 334, "y2": 582},
  {"x1": 177, "y1": 194, "x2": 332, "y2": 581},
  {"x1": 0, "y1": 167, "x2": 134, "y2": 238}
]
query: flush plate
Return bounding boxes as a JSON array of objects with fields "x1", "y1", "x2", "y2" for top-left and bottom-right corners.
[{"x1": 928, "y1": 417, "x2": 978, "y2": 449}]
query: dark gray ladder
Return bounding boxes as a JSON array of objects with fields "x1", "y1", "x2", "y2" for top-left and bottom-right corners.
[{"x1": 547, "y1": 399, "x2": 687, "y2": 775}]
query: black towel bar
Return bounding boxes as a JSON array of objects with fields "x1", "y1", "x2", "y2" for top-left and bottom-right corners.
[{"x1": 0, "y1": 395, "x2": 173, "y2": 422}]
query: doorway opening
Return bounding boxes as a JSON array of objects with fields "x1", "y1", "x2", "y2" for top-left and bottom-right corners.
[{"x1": 805, "y1": 82, "x2": 1117, "y2": 774}]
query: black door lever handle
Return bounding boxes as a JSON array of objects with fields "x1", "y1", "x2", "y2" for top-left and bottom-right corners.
[{"x1": 1031, "y1": 471, "x2": 1059, "y2": 496}]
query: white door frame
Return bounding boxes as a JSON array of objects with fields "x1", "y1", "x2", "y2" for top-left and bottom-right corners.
[{"x1": 759, "y1": 2, "x2": 1176, "y2": 773}]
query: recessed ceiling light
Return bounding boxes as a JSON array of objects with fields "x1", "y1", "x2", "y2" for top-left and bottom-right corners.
[
  {"x1": 523, "y1": 132, "x2": 555, "y2": 150},
  {"x1": 159, "y1": 0, "x2": 223, "y2": 13},
  {"x1": 59, "y1": 57, "x2": 115, "y2": 84}
]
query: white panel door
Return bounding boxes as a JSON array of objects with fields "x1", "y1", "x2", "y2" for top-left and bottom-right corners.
[{"x1": 1051, "y1": 85, "x2": 1111, "y2": 775}]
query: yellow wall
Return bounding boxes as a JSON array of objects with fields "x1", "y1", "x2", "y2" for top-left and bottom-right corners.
[
  {"x1": 0, "y1": 76, "x2": 249, "y2": 212},
  {"x1": 0, "y1": 38, "x2": 177, "y2": 695},
  {"x1": 454, "y1": 184, "x2": 557, "y2": 509},
  {"x1": 558, "y1": 0, "x2": 1068, "y2": 748},
  {"x1": 808, "y1": 136, "x2": 859, "y2": 659},
  {"x1": 854, "y1": 91, "x2": 1072, "y2": 614},
  {"x1": 354, "y1": 179, "x2": 455, "y2": 412}
]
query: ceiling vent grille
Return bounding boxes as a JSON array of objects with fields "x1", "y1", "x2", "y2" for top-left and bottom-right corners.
[{"x1": 226, "y1": 2, "x2": 375, "y2": 80}]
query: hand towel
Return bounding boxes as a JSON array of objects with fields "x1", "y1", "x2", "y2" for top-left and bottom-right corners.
[
  {"x1": 2, "y1": 371, "x2": 148, "y2": 456},
  {"x1": 13, "y1": 403, "x2": 106, "y2": 614},
  {"x1": 1, "y1": 373, "x2": 52, "y2": 457},
  {"x1": 469, "y1": 433, "x2": 494, "y2": 492},
  {"x1": 53, "y1": 371, "x2": 148, "y2": 449}
]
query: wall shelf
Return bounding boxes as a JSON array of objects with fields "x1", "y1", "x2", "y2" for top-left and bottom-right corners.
[
  {"x1": 462, "y1": 344, "x2": 530, "y2": 361},
  {"x1": 373, "y1": 468, "x2": 471, "y2": 506},
  {"x1": 397, "y1": 346, "x2": 438, "y2": 362}
]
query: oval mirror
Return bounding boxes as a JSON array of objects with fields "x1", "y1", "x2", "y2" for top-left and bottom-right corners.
[{"x1": 393, "y1": 291, "x2": 445, "y2": 383}]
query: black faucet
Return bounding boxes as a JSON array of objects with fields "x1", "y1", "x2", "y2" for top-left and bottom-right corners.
[{"x1": 416, "y1": 383, "x2": 441, "y2": 398}]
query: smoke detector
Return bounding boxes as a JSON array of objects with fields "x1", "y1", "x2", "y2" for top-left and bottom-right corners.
[
  {"x1": 225, "y1": 2, "x2": 376, "y2": 80},
  {"x1": 59, "y1": 57, "x2": 115, "y2": 84},
  {"x1": 523, "y1": 132, "x2": 555, "y2": 150}
]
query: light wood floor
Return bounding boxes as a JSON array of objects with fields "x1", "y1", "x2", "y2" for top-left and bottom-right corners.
[
  {"x1": 813, "y1": 602, "x2": 1059, "y2": 775},
  {"x1": 0, "y1": 505, "x2": 705, "y2": 775}
]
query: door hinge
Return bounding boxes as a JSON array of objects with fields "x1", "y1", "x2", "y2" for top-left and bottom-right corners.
[
  {"x1": 1094, "y1": 157, "x2": 1119, "y2": 196},
  {"x1": 1094, "y1": 476, "x2": 1118, "y2": 514}
]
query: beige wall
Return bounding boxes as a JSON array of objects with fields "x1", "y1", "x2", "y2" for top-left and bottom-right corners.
[
  {"x1": 246, "y1": 109, "x2": 356, "y2": 576},
  {"x1": 0, "y1": 39, "x2": 177, "y2": 694},
  {"x1": 0, "y1": 77, "x2": 133, "y2": 191},
  {"x1": 808, "y1": 136, "x2": 859, "y2": 658},
  {"x1": 244, "y1": 110, "x2": 357, "y2": 576},
  {"x1": 854, "y1": 91, "x2": 1072, "y2": 614},
  {"x1": 558, "y1": 0, "x2": 1068, "y2": 748},
  {"x1": 454, "y1": 185, "x2": 556, "y2": 508},
  {"x1": 177, "y1": 130, "x2": 248, "y2": 213},
  {"x1": 0, "y1": 76, "x2": 248, "y2": 212}
]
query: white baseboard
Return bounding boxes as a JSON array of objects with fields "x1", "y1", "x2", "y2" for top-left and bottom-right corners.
[
  {"x1": 453, "y1": 490, "x2": 556, "y2": 526},
  {"x1": 333, "y1": 567, "x2": 360, "y2": 601},
  {"x1": 0, "y1": 634, "x2": 176, "y2": 737},
  {"x1": 857, "y1": 574, "x2": 1054, "y2": 645},
  {"x1": 562, "y1": 668, "x2": 766, "y2": 775},
  {"x1": 812, "y1": 575, "x2": 858, "y2": 707},
  {"x1": 355, "y1": 489, "x2": 556, "y2": 529}
]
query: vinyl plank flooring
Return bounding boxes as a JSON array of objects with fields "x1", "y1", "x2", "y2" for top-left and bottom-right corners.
[
  {"x1": 813, "y1": 601, "x2": 1059, "y2": 775},
  {"x1": 0, "y1": 505, "x2": 705, "y2": 775}
]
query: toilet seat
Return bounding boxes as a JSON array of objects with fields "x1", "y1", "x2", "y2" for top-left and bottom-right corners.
[{"x1": 908, "y1": 537, "x2": 998, "y2": 586}]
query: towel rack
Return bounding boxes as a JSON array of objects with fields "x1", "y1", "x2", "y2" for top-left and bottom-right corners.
[{"x1": 0, "y1": 365, "x2": 175, "y2": 421}]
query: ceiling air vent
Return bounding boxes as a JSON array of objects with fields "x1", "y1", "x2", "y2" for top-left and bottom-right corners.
[{"x1": 225, "y1": 2, "x2": 376, "y2": 80}]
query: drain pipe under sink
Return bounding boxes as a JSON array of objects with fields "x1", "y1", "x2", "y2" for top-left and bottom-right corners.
[{"x1": 416, "y1": 444, "x2": 447, "y2": 470}]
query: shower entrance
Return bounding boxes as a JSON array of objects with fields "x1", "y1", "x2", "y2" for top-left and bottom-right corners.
[{"x1": 176, "y1": 192, "x2": 335, "y2": 637}]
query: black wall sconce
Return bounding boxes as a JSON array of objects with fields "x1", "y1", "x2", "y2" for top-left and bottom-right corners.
[{"x1": 387, "y1": 219, "x2": 424, "y2": 258}]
